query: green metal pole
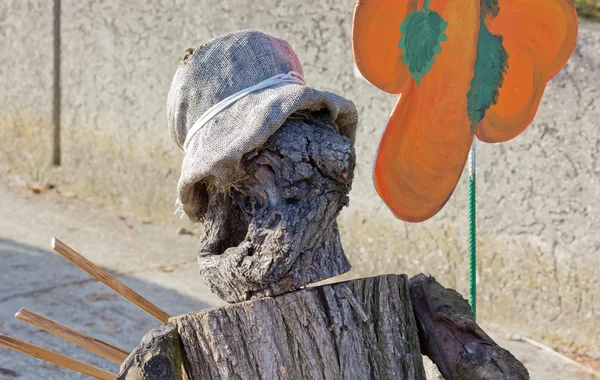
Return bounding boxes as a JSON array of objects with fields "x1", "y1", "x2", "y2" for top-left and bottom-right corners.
[{"x1": 468, "y1": 141, "x2": 477, "y2": 320}]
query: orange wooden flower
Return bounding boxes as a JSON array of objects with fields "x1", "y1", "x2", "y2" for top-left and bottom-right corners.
[{"x1": 352, "y1": 0, "x2": 578, "y2": 222}]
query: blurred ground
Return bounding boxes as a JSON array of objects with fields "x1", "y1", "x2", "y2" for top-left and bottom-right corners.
[{"x1": 0, "y1": 171, "x2": 598, "y2": 379}]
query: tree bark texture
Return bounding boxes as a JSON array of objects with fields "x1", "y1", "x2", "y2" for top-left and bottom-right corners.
[
  {"x1": 118, "y1": 323, "x2": 188, "y2": 380},
  {"x1": 120, "y1": 274, "x2": 426, "y2": 380},
  {"x1": 409, "y1": 274, "x2": 529, "y2": 380},
  {"x1": 196, "y1": 115, "x2": 354, "y2": 303}
]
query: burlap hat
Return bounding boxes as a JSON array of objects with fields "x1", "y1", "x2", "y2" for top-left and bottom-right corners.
[{"x1": 167, "y1": 30, "x2": 358, "y2": 221}]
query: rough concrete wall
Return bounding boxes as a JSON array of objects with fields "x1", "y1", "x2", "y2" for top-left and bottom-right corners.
[
  {"x1": 0, "y1": 0, "x2": 55, "y2": 179},
  {"x1": 55, "y1": 0, "x2": 361, "y2": 217},
  {"x1": 1, "y1": 1, "x2": 598, "y2": 355},
  {"x1": 55, "y1": 1, "x2": 186, "y2": 214}
]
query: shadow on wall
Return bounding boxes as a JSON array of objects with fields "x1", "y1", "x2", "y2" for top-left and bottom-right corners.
[{"x1": 0, "y1": 238, "x2": 211, "y2": 380}]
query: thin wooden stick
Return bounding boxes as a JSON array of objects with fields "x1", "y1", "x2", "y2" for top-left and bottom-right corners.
[
  {"x1": 0, "y1": 334, "x2": 117, "y2": 380},
  {"x1": 51, "y1": 237, "x2": 170, "y2": 323},
  {"x1": 15, "y1": 308, "x2": 129, "y2": 364}
]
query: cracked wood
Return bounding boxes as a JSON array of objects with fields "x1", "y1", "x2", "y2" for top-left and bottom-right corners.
[
  {"x1": 196, "y1": 114, "x2": 354, "y2": 303},
  {"x1": 120, "y1": 275, "x2": 426, "y2": 380},
  {"x1": 409, "y1": 274, "x2": 529, "y2": 380}
]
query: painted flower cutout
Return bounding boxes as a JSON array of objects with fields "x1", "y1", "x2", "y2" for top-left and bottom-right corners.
[{"x1": 352, "y1": 0, "x2": 578, "y2": 222}]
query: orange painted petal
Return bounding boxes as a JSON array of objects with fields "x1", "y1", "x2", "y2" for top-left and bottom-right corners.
[
  {"x1": 484, "y1": 0, "x2": 578, "y2": 80},
  {"x1": 476, "y1": 44, "x2": 546, "y2": 143},
  {"x1": 352, "y1": 0, "x2": 422, "y2": 94},
  {"x1": 374, "y1": 0, "x2": 478, "y2": 222},
  {"x1": 477, "y1": 0, "x2": 577, "y2": 143}
]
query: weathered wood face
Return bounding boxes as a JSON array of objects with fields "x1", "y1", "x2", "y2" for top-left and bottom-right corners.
[{"x1": 196, "y1": 113, "x2": 356, "y2": 303}]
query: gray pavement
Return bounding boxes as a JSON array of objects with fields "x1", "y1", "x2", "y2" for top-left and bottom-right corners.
[{"x1": 0, "y1": 172, "x2": 597, "y2": 379}]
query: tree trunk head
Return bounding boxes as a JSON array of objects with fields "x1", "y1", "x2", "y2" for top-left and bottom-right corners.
[{"x1": 196, "y1": 114, "x2": 355, "y2": 302}]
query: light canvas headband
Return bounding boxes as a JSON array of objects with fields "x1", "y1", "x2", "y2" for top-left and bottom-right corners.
[{"x1": 182, "y1": 71, "x2": 306, "y2": 152}]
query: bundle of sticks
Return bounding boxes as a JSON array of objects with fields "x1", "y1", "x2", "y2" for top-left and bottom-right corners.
[{"x1": 0, "y1": 238, "x2": 171, "y2": 380}]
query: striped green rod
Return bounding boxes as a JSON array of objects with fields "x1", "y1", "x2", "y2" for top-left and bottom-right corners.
[{"x1": 468, "y1": 141, "x2": 477, "y2": 320}]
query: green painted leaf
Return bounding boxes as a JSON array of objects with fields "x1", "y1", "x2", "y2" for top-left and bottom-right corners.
[
  {"x1": 466, "y1": 18, "x2": 508, "y2": 134},
  {"x1": 398, "y1": 9, "x2": 448, "y2": 86},
  {"x1": 481, "y1": 0, "x2": 500, "y2": 18}
]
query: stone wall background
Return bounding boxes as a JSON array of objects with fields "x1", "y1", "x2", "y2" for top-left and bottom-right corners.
[{"x1": 1, "y1": 1, "x2": 598, "y2": 355}]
